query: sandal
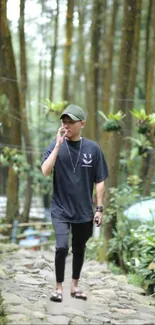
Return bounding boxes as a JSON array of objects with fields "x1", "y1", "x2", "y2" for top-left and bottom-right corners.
[
  {"x1": 71, "y1": 290, "x2": 87, "y2": 301},
  {"x1": 50, "y1": 291, "x2": 63, "y2": 302}
]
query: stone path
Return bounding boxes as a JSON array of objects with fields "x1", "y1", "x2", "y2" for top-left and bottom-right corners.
[{"x1": 0, "y1": 244, "x2": 155, "y2": 325}]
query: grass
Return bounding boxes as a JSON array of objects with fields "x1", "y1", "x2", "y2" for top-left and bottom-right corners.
[{"x1": 0, "y1": 292, "x2": 7, "y2": 325}]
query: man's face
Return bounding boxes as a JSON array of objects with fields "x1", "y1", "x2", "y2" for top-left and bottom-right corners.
[{"x1": 61, "y1": 116, "x2": 85, "y2": 139}]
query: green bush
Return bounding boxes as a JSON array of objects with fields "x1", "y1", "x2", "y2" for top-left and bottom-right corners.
[{"x1": 128, "y1": 225, "x2": 155, "y2": 294}]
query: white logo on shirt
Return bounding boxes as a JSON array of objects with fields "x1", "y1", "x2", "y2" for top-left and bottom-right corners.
[{"x1": 82, "y1": 153, "x2": 92, "y2": 167}]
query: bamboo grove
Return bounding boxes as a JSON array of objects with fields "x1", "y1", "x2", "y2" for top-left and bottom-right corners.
[{"x1": 0, "y1": 0, "x2": 155, "y2": 256}]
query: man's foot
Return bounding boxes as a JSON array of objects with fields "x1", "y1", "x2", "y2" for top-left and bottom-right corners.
[
  {"x1": 50, "y1": 290, "x2": 63, "y2": 302},
  {"x1": 71, "y1": 290, "x2": 87, "y2": 300}
]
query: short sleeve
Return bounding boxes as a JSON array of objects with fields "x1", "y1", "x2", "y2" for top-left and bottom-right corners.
[
  {"x1": 41, "y1": 142, "x2": 55, "y2": 165},
  {"x1": 94, "y1": 146, "x2": 108, "y2": 183}
]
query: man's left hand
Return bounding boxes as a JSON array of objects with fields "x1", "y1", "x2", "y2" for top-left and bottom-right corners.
[{"x1": 93, "y1": 212, "x2": 102, "y2": 227}]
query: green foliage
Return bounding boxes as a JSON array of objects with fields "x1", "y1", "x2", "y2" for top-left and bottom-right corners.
[
  {"x1": 0, "y1": 147, "x2": 30, "y2": 174},
  {"x1": 98, "y1": 110, "x2": 125, "y2": 121},
  {"x1": 86, "y1": 183, "x2": 141, "y2": 264},
  {"x1": 106, "y1": 185, "x2": 155, "y2": 294},
  {"x1": 42, "y1": 100, "x2": 68, "y2": 116},
  {"x1": 131, "y1": 108, "x2": 148, "y2": 121},
  {"x1": 0, "y1": 148, "x2": 52, "y2": 196},
  {"x1": 99, "y1": 182, "x2": 155, "y2": 294},
  {"x1": 30, "y1": 159, "x2": 52, "y2": 195},
  {"x1": 127, "y1": 175, "x2": 142, "y2": 186},
  {"x1": 125, "y1": 135, "x2": 152, "y2": 151},
  {"x1": 149, "y1": 113, "x2": 155, "y2": 126},
  {"x1": 108, "y1": 111, "x2": 126, "y2": 121},
  {"x1": 131, "y1": 108, "x2": 155, "y2": 135},
  {"x1": 103, "y1": 120, "x2": 122, "y2": 132},
  {"x1": 85, "y1": 236, "x2": 104, "y2": 262},
  {"x1": 128, "y1": 225, "x2": 155, "y2": 294},
  {"x1": 108, "y1": 263, "x2": 124, "y2": 275},
  {"x1": 104, "y1": 181, "x2": 140, "y2": 223},
  {"x1": 0, "y1": 291, "x2": 7, "y2": 325},
  {"x1": 98, "y1": 110, "x2": 125, "y2": 132},
  {"x1": 127, "y1": 273, "x2": 144, "y2": 287}
]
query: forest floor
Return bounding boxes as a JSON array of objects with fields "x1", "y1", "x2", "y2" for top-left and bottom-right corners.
[{"x1": 0, "y1": 244, "x2": 155, "y2": 325}]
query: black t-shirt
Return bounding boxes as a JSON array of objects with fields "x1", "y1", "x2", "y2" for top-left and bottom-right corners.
[{"x1": 42, "y1": 137, "x2": 108, "y2": 223}]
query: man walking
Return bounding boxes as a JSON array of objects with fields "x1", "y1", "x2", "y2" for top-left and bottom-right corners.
[{"x1": 41, "y1": 104, "x2": 108, "y2": 302}]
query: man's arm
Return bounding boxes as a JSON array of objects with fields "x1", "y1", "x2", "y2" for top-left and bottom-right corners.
[
  {"x1": 96, "y1": 181, "x2": 105, "y2": 206},
  {"x1": 41, "y1": 126, "x2": 67, "y2": 176},
  {"x1": 94, "y1": 181, "x2": 105, "y2": 227},
  {"x1": 41, "y1": 144, "x2": 61, "y2": 176}
]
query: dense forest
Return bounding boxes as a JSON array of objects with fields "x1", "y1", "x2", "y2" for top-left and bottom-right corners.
[{"x1": 0, "y1": 0, "x2": 155, "y2": 288}]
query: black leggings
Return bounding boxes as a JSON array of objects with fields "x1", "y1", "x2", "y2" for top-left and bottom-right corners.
[{"x1": 52, "y1": 219, "x2": 93, "y2": 283}]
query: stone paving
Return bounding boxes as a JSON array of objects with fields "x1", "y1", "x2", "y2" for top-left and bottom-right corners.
[{"x1": 0, "y1": 244, "x2": 155, "y2": 325}]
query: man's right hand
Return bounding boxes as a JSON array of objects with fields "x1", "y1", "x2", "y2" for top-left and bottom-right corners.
[{"x1": 55, "y1": 127, "x2": 67, "y2": 147}]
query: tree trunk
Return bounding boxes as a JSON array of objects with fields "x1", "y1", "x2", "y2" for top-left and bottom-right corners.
[
  {"x1": 99, "y1": 0, "x2": 108, "y2": 104},
  {"x1": 145, "y1": 0, "x2": 155, "y2": 115},
  {"x1": 62, "y1": 0, "x2": 74, "y2": 101},
  {"x1": 124, "y1": 0, "x2": 142, "y2": 157},
  {"x1": 140, "y1": 0, "x2": 155, "y2": 195},
  {"x1": 102, "y1": 0, "x2": 119, "y2": 116},
  {"x1": 37, "y1": 50, "x2": 43, "y2": 117},
  {"x1": 103, "y1": 0, "x2": 137, "y2": 257},
  {"x1": 0, "y1": 97, "x2": 10, "y2": 195},
  {"x1": 87, "y1": 0, "x2": 104, "y2": 141},
  {"x1": 49, "y1": 0, "x2": 59, "y2": 101},
  {"x1": 19, "y1": 0, "x2": 33, "y2": 223},
  {"x1": 100, "y1": 0, "x2": 119, "y2": 151},
  {"x1": 0, "y1": 0, "x2": 21, "y2": 224},
  {"x1": 72, "y1": 2, "x2": 86, "y2": 105},
  {"x1": 145, "y1": 0, "x2": 152, "y2": 93}
]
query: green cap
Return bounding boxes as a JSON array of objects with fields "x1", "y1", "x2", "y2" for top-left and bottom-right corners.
[{"x1": 60, "y1": 104, "x2": 86, "y2": 121}]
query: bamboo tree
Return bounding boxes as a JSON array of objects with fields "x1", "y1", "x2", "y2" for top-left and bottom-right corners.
[
  {"x1": 102, "y1": 0, "x2": 119, "y2": 116},
  {"x1": 0, "y1": 26, "x2": 9, "y2": 195},
  {"x1": 37, "y1": 48, "x2": 43, "y2": 117},
  {"x1": 140, "y1": 0, "x2": 155, "y2": 196},
  {"x1": 0, "y1": 0, "x2": 21, "y2": 224},
  {"x1": 37, "y1": 1, "x2": 48, "y2": 116},
  {"x1": 72, "y1": 2, "x2": 86, "y2": 105},
  {"x1": 49, "y1": 0, "x2": 59, "y2": 101},
  {"x1": 99, "y1": 0, "x2": 108, "y2": 96},
  {"x1": 145, "y1": 0, "x2": 155, "y2": 115},
  {"x1": 43, "y1": 48, "x2": 48, "y2": 99},
  {"x1": 0, "y1": 99, "x2": 10, "y2": 195},
  {"x1": 100, "y1": 0, "x2": 119, "y2": 153},
  {"x1": 145, "y1": 0, "x2": 152, "y2": 93},
  {"x1": 62, "y1": 0, "x2": 74, "y2": 101},
  {"x1": 124, "y1": 0, "x2": 142, "y2": 156},
  {"x1": 19, "y1": 0, "x2": 34, "y2": 223},
  {"x1": 103, "y1": 0, "x2": 137, "y2": 257},
  {"x1": 87, "y1": 0, "x2": 104, "y2": 141}
]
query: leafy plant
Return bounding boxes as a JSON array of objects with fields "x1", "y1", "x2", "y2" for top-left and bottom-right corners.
[
  {"x1": 0, "y1": 149, "x2": 52, "y2": 196},
  {"x1": 98, "y1": 110, "x2": 125, "y2": 132},
  {"x1": 86, "y1": 236, "x2": 104, "y2": 262},
  {"x1": 131, "y1": 108, "x2": 155, "y2": 135},
  {"x1": 126, "y1": 175, "x2": 142, "y2": 186},
  {"x1": 0, "y1": 147, "x2": 30, "y2": 174},
  {"x1": 129, "y1": 225, "x2": 155, "y2": 294},
  {"x1": 42, "y1": 100, "x2": 68, "y2": 117},
  {"x1": 131, "y1": 108, "x2": 148, "y2": 121},
  {"x1": 125, "y1": 135, "x2": 152, "y2": 156}
]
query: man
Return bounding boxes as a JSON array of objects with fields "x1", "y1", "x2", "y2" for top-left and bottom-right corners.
[{"x1": 41, "y1": 104, "x2": 108, "y2": 302}]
